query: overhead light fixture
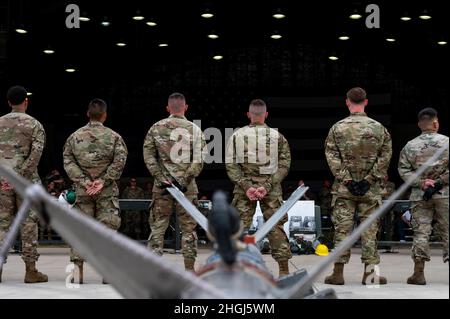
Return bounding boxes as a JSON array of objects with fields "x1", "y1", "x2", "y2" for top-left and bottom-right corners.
[
  {"x1": 201, "y1": 9, "x2": 214, "y2": 18},
  {"x1": 146, "y1": 21, "x2": 157, "y2": 27},
  {"x1": 133, "y1": 11, "x2": 145, "y2": 21},
  {"x1": 270, "y1": 34, "x2": 282, "y2": 40},
  {"x1": 419, "y1": 10, "x2": 432, "y2": 20},
  {"x1": 15, "y1": 28, "x2": 28, "y2": 34},
  {"x1": 338, "y1": 35, "x2": 350, "y2": 40},
  {"x1": 65, "y1": 68, "x2": 76, "y2": 73},
  {"x1": 116, "y1": 42, "x2": 127, "y2": 47},
  {"x1": 349, "y1": 9, "x2": 362, "y2": 20},
  {"x1": 273, "y1": 9, "x2": 285, "y2": 19},
  {"x1": 79, "y1": 13, "x2": 90, "y2": 22},
  {"x1": 328, "y1": 56, "x2": 339, "y2": 61},
  {"x1": 213, "y1": 55, "x2": 223, "y2": 60},
  {"x1": 27, "y1": 92, "x2": 33, "y2": 96},
  {"x1": 43, "y1": 49, "x2": 55, "y2": 54},
  {"x1": 158, "y1": 43, "x2": 169, "y2": 47},
  {"x1": 208, "y1": 34, "x2": 219, "y2": 39},
  {"x1": 101, "y1": 17, "x2": 110, "y2": 26},
  {"x1": 437, "y1": 41, "x2": 447, "y2": 45},
  {"x1": 386, "y1": 38, "x2": 396, "y2": 42},
  {"x1": 400, "y1": 16, "x2": 412, "y2": 21}
]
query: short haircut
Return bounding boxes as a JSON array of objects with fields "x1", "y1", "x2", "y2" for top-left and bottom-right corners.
[
  {"x1": 418, "y1": 107, "x2": 438, "y2": 122},
  {"x1": 249, "y1": 99, "x2": 267, "y2": 116},
  {"x1": 168, "y1": 92, "x2": 186, "y2": 112},
  {"x1": 87, "y1": 98, "x2": 107, "y2": 121},
  {"x1": 7, "y1": 86, "x2": 28, "y2": 106},
  {"x1": 346, "y1": 87, "x2": 367, "y2": 104}
]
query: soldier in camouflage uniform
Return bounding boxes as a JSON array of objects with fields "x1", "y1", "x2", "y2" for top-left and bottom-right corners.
[
  {"x1": 121, "y1": 178, "x2": 145, "y2": 239},
  {"x1": 0, "y1": 86, "x2": 48, "y2": 283},
  {"x1": 324, "y1": 88, "x2": 392, "y2": 285},
  {"x1": 143, "y1": 93, "x2": 205, "y2": 271},
  {"x1": 398, "y1": 108, "x2": 449, "y2": 285},
  {"x1": 63, "y1": 99, "x2": 127, "y2": 283},
  {"x1": 225, "y1": 99, "x2": 292, "y2": 277}
]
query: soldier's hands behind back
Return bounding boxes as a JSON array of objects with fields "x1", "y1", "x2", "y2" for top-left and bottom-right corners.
[
  {"x1": 86, "y1": 180, "x2": 104, "y2": 196},
  {"x1": 346, "y1": 180, "x2": 370, "y2": 196},
  {"x1": 246, "y1": 187, "x2": 258, "y2": 201},
  {"x1": 423, "y1": 180, "x2": 443, "y2": 201},
  {"x1": 357, "y1": 180, "x2": 371, "y2": 196},
  {"x1": 255, "y1": 187, "x2": 268, "y2": 200}
]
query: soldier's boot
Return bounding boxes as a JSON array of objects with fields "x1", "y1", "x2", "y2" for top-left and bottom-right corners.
[
  {"x1": 24, "y1": 261, "x2": 48, "y2": 283},
  {"x1": 278, "y1": 260, "x2": 289, "y2": 277},
  {"x1": 362, "y1": 263, "x2": 387, "y2": 285},
  {"x1": 407, "y1": 260, "x2": 426, "y2": 285},
  {"x1": 324, "y1": 263, "x2": 345, "y2": 285},
  {"x1": 70, "y1": 261, "x2": 84, "y2": 284},
  {"x1": 184, "y1": 258, "x2": 195, "y2": 271}
]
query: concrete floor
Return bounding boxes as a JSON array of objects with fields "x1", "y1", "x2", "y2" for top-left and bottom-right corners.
[{"x1": 0, "y1": 247, "x2": 448, "y2": 299}]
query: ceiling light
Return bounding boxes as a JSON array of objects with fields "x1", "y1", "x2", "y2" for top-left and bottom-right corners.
[
  {"x1": 338, "y1": 35, "x2": 350, "y2": 40},
  {"x1": 79, "y1": 16, "x2": 90, "y2": 22},
  {"x1": 15, "y1": 28, "x2": 28, "y2": 34},
  {"x1": 419, "y1": 11, "x2": 432, "y2": 20},
  {"x1": 101, "y1": 21, "x2": 110, "y2": 27},
  {"x1": 133, "y1": 11, "x2": 145, "y2": 21},
  {"x1": 201, "y1": 10, "x2": 214, "y2": 18},
  {"x1": 43, "y1": 49, "x2": 55, "y2": 54},
  {"x1": 437, "y1": 41, "x2": 447, "y2": 45},
  {"x1": 146, "y1": 21, "x2": 157, "y2": 27},
  {"x1": 386, "y1": 38, "x2": 396, "y2": 42},
  {"x1": 158, "y1": 43, "x2": 169, "y2": 47},
  {"x1": 65, "y1": 68, "x2": 76, "y2": 73},
  {"x1": 270, "y1": 34, "x2": 282, "y2": 40},
  {"x1": 349, "y1": 10, "x2": 362, "y2": 20},
  {"x1": 27, "y1": 92, "x2": 33, "y2": 96},
  {"x1": 400, "y1": 16, "x2": 412, "y2": 21},
  {"x1": 328, "y1": 56, "x2": 339, "y2": 61},
  {"x1": 213, "y1": 55, "x2": 223, "y2": 60},
  {"x1": 273, "y1": 13, "x2": 285, "y2": 19},
  {"x1": 208, "y1": 34, "x2": 219, "y2": 39},
  {"x1": 116, "y1": 42, "x2": 126, "y2": 47}
]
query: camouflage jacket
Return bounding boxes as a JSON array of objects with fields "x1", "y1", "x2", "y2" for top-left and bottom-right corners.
[
  {"x1": 0, "y1": 111, "x2": 45, "y2": 183},
  {"x1": 398, "y1": 132, "x2": 449, "y2": 201},
  {"x1": 325, "y1": 112, "x2": 392, "y2": 199},
  {"x1": 63, "y1": 121, "x2": 128, "y2": 196},
  {"x1": 122, "y1": 186, "x2": 145, "y2": 199},
  {"x1": 225, "y1": 123, "x2": 291, "y2": 195},
  {"x1": 143, "y1": 114, "x2": 206, "y2": 194}
]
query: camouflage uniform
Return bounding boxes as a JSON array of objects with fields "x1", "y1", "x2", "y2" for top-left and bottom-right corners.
[
  {"x1": 63, "y1": 121, "x2": 128, "y2": 262},
  {"x1": 318, "y1": 187, "x2": 332, "y2": 216},
  {"x1": 121, "y1": 185, "x2": 145, "y2": 239},
  {"x1": 143, "y1": 115, "x2": 205, "y2": 260},
  {"x1": 325, "y1": 112, "x2": 392, "y2": 265},
  {"x1": 0, "y1": 111, "x2": 45, "y2": 263},
  {"x1": 398, "y1": 132, "x2": 449, "y2": 262},
  {"x1": 226, "y1": 123, "x2": 292, "y2": 262}
]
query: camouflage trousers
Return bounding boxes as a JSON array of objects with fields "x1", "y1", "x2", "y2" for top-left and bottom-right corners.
[
  {"x1": 121, "y1": 210, "x2": 147, "y2": 239},
  {"x1": 332, "y1": 197, "x2": 381, "y2": 265},
  {"x1": 232, "y1": 194, "x2": 292, "y2": 261},
  {"x1": 410, "y1": 198, "x2": 449, "y2": 262},
  {"x1": 0, "y1": 189, "x2": 39, "y2": 263},
  {"x1": 70, "y1": 195, "x2": 121, "y2": 262},
  {"x1": 148, "y1": 193, "x2": 198, "y2": 260}
]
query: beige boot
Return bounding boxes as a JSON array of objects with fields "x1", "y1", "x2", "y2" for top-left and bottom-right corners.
[
  {"x1": 24, "y1": 262, "x2": 48, "y2": 283},
  {"x1": 362, "y1": 263, "x2": 387, "y2": 285},
  {"x1": 71, "y1": 261, "x2": 84, "y2": 284},
  {"x1": 407, "y1": 260, "x2": 426, "y2": 285},
  {"x1": 278, "y1": 260, "x2": 289, "y2": 277},
  {"x1": 324, "y1": 263, "x2": 345, "y2": 285},
  {"x1": 184, "y1": 258, "x2": 195, "y2": 271}
]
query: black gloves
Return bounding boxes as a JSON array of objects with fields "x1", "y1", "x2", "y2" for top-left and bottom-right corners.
[
  {"x1": 423, "y1": 180, "x2": 443, "y2": 201},
  {"x1": 346, "y1": 180, "x2": 371, "y2": 196}
]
